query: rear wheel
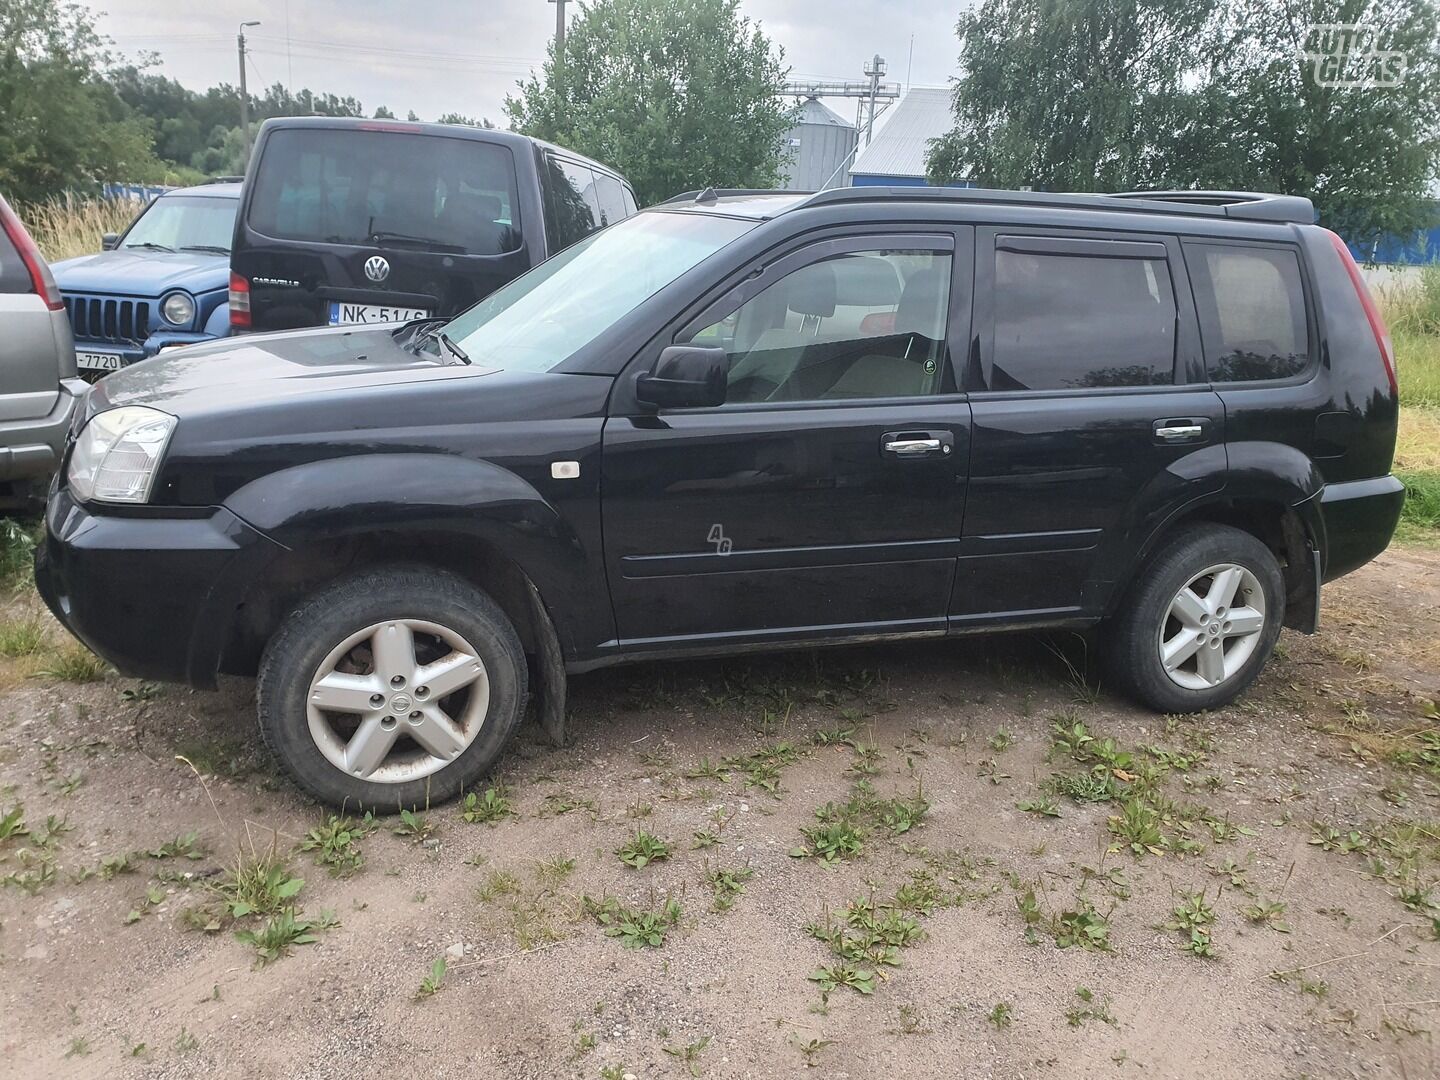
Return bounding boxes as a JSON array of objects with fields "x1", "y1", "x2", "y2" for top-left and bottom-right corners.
[
  {"x1": 1106, "y1": 524, "x2": 1284, "y2": 713},
  {"x1": 256, "y1": 566, "x2": 526, "y2": 809}
]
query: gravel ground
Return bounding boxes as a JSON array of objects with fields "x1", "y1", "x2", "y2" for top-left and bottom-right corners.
[{"x1": 2, "y1": 546, "x2": 1438, "y2": 1079}]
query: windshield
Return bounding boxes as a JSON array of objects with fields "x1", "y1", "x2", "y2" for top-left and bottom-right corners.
[
  {"x1": 247, "y1": 127, "x2": 523, "y2": 256},
  {"x1": 442, "y1": 212, "x2": 755, "y2": 372},
  {"x1": 122, "y1": 195, "x2": 237, "y2": 252}
]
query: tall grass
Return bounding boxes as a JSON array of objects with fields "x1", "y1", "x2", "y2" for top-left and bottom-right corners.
[
  {"x1": 19, "y1": 194, "x2": 142, "y2": 263},
  {"x1": 1378, "y1": 262, "x2": 1440, "y2": 410}
]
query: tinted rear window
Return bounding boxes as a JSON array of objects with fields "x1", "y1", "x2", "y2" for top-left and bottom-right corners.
[
  {"x1": 1186, "y1": 243, "x2": 1309, "y2": 382},
  {"x1": 989, "y1": 245, "x2": 1177, "y2": 390},
  {"x1": 248, "y1": 128, "x2": 522, "y2": 256}
]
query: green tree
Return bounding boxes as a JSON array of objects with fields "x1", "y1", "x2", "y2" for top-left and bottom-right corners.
[
  {"x1": 505, "y1": 0, "x2": 795, "y2": 206},
  {"x1": 928, "y1": 0, "x2": 1440, "y2": 240},
  {"x1": 0, "y1": 0, "x2": 162, "y2": 202},
  {"x1": 436, "y1": 113, "x2": 495, "y2": 128}
]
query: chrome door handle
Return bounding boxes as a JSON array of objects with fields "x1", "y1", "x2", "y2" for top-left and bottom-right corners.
[
  {"x1": 884, "y1": 438, "x2": 944, "y2": 454},
  {"x1": 1155, "y1": 424, "x2": 1202, "y2": 439},
  {"x1": 1153, "y1": 418, "x2": 1207, "y2": 441}
]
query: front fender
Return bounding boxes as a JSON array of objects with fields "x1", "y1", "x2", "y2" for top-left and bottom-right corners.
[{"x1": 222, "y1": 452, "x2": 615, "y2": 661}]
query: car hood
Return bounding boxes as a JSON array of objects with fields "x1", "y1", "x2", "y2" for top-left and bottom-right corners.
[
  {"x1": 51, "y1": 249, "x2": 229, "y2": 295},
  {"x1": 88, "y1": 324, "x2": 498, "y2": 420}
]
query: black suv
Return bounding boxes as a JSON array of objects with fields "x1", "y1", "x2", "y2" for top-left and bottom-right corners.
[
  {"x1": 230, "y1": 116, "x2": 638, "y2": 333},
  {"x1": 36, "y1": 186, "x2": 1404, "y2": 808}
]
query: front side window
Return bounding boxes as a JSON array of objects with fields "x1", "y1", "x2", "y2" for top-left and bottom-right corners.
[
  {"x1": 685, "y1": 249, "x2": 953, "y2": 404},
  {"x1": 247, "y1": 128, "x2": 522, "y2": 256},
  {"x1": 444, "y1": 211, "x2": 754, "y2": 373},
  {"x1": 122, "y1": 195, "x2": 237, "y2": 253},
  {"x1": 990, "y1": 245, "x2": 1177, "y2": 390},
  {"x1": 1186, "y1": 243, "x2": 1309, "y2": 382}
]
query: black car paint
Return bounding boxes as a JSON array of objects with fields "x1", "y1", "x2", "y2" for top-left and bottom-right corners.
[
  {"x1": 37, "y1": 191, "x2": 1404, "y2": 697},
  {"x1": 231, "y1": 117, "x2": 635, "y2": 332}
]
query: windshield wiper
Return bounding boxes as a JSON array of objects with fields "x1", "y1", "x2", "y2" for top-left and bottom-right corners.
[
  {"x1": 124, "y1": 242, "x2": 175, "y2": 252},
  {"x1": 367, "y1": 230, "x2": 464, "y2": 254},
  {"x1": 436, "y1": 332, "x2": 471, "y2": 365},
  {"x1": 179, "y1": 244, "x2": 229, "y2": 254}
]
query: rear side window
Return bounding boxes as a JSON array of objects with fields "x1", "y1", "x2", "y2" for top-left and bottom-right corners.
[
  {"x1": 0, "y1": 224, "x2": 29, "y2": 293},
  {"x1": 1186, "y1": 243, "x2": 1309, "y2": 382},
  {"x1": 989, "y1": 242, "x2": 1177, "y2": 390},
  {"x1": 543, "y1": 156, "x2": 603, "y2": 250},
  {"x1": 593, "y1": 173, "x2": 628, "y2": 227},
  {"x1": 247, "y1": 128, "x2": 522, "y2": 256}
]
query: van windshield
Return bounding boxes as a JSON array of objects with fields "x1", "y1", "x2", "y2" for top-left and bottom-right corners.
[
  {"x1": 247, "y1": 128, "x2": 523, "y2": 256},
  {"x1": 442, "y1": 212, "x2": 754, "y2": 373}
]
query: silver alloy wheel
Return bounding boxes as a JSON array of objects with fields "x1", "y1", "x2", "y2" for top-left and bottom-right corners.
[
  {"x1": 306, "y1": 619, "x2": 490, "y2": 784},
  {"x1": 1157, "y1": 563, "x2": 1267, "y2": 691}
]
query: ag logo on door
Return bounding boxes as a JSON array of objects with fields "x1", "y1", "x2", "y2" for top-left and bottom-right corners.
[{"x1": 364, "y1": 255, "x2": 391, "y2": 283}]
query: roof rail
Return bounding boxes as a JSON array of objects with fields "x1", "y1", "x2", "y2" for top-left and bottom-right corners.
[
  {"x1": 1109, "y1": 190, "x2": 1316, "y2": 223},
  {"x1": 658, "y1": 188, "x2": 811, "y2": 206},
  {"x1": 798, "y1": 185, "x2": 1315, "y2": 224},
  {"x1": 203, "y1": 176, "x2": 245, "y2": 185}
]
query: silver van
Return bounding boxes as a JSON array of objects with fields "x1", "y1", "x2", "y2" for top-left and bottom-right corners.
[{"x1": 0, "y1": 194, "x2": 86, "y2": 505}]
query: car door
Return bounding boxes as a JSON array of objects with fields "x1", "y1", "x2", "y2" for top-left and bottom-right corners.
[
  {"x1": 601, "y1": 229, "x2": 974, "y2": 654},
  {"x1": 955, "y1": 228, "x2": 1225, "y2": 626}
]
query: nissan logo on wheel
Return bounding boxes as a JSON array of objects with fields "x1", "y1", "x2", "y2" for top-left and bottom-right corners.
[{"x1": 364, "y1": 255, "x2": 390, "y2": 283}]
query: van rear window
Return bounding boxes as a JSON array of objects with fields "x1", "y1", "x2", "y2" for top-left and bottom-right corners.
[{"x1": 248, "y1": 128, "x2": 522, "y2": 256}]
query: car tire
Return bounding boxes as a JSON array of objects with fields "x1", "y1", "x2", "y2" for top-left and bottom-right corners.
[
  {"x1": 1105, "y1": 524, "x2": 1285, "y2": 714},
  {"x1": 256, "y1": 565, "x2": 527, "y2": 810}
]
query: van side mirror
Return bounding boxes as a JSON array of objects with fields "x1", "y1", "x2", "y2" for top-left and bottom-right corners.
[
  {"x1": 101, "y1": 233, "x2": 119, "y2": 250},
  {"x1": 636, "y1": 345, "x2": 728, "y2": 409}
]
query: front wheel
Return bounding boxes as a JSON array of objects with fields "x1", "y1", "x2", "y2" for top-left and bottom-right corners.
[
  {"x1": 1105, "y1": 524, "x2": 1285, "y2": 713},
  {"x1": 256, "y1": 566, "x2": 527, "y2": 809}
]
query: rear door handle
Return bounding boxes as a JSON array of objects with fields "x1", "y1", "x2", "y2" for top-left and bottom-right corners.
[
  {"x1": 881, "y1": 430, "x2": 953, "y2": 458},
  {"x1": 1153, "y1": 418, "x2": 1209, "y2": 443}
]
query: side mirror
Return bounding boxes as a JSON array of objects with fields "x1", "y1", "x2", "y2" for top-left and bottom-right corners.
[
  {"x1": 101, "y1": 233, "x2": 119, "y2": 250},
  {"x1": 636, "y1": 345, "x2": 727, "y2": 409}
]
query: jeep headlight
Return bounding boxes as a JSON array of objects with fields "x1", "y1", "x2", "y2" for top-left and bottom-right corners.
[
  {"x1": 67, "y1": 406, "x2": 176, "y2": 504},
  {"x1": 160, "y1": 291, "x2": 195, "y2": 326}
]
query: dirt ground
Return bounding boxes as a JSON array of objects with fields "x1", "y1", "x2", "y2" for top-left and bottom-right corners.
[{"x1": 2, "y1": 546, "x2": 1438, "y2": 1080}]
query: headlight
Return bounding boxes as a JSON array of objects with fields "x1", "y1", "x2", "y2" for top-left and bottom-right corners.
[
  {"x1": 160, "y1": 291, "x2": 195, "y2": 326},
  {"x1": 68, "y1": 406, "x2": 176, "y2": 504}
]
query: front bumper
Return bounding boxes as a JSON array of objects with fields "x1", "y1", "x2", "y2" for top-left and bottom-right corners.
[
  {"x1": 1318, "y1": 474, "x2": 1406, "y2": 582},
  {"x1": 34, "y1": 489, "x2": 284, "y2": 687},
  {"x1": 0, "y1": 378, "x2": 88, "y2": 482}
]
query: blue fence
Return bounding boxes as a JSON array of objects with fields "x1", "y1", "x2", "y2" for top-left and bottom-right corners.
[{"x1": 100, "y1": 182, "x2": 172, "y2": 203}]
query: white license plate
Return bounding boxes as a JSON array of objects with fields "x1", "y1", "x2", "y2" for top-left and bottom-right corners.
[
  {"x1": 328, "y1": 302, "x2": 430, "y2": 326},
  {"x1": 76, "y1": 351, "x2": 124, "y2": 372}
]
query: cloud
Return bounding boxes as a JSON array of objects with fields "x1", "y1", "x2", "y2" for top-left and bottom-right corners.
[{"x1": 88, "y1": 0, "x2": 967, "y2": 123}]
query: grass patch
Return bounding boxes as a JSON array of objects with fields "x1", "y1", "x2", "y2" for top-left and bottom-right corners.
[
  {"x1": 1396, "y1": 468, "x2": 1440, "y2": 542},
  {"x1": 0, "y1": 615, "x2": 48, "y2": 658},
  {"x1": 583, "y1": 893, "x2": 682, "y2": 948},
  {"x1": 30, "y1": 641, "x2": 108, "y2": 683},
  {"x1": 0, "y1": 519, "x2": 38, "y2": 585}
]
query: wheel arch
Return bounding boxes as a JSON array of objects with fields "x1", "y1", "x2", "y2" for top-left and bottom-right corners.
[{"x1": 1122, "y1": 491, "x2": 1323, "y2": 633}]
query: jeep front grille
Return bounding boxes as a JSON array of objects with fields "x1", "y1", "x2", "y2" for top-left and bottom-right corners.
[{"x1": 63, "y1": 295, "x2": 151, "y2": 342}]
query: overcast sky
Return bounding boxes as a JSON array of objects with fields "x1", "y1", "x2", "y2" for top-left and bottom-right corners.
[{"x1": 87, "y1": 0, "x2": 967, "y2": 124}]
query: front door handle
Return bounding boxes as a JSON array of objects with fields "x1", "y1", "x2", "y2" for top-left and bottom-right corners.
[
  {"x1": 884, "y1": 437, "x2": 942, "y2": 454},
  {"x1": 881, "y1": 429, "x2": 954, "y2": 458},
  {"x1": 1153, "y1": 418, "x2": 1209, "y2": 443}
]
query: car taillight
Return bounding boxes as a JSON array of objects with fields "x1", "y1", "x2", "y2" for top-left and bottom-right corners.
[
  {"x1": 1326, "y1": 230, "x2": 1398, "y2": 397},
  {"x1": 0, "y1": 193, "x2": 64, "y2": 311},
  {"x1": 229, "y1": 271, "x2": 251, "y2": 329}
]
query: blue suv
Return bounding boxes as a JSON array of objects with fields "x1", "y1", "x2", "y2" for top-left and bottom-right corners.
[{"x1": 51, "y1": 182, "x2": 240, "y2": 379}]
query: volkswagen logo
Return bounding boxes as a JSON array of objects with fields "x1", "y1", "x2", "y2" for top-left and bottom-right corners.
[{"x1": 364, "y1": 255, "x2": 391, "y2": 283}]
